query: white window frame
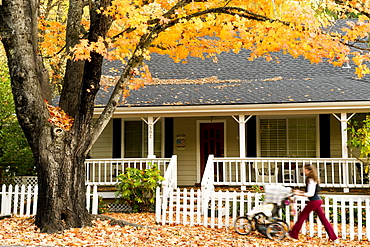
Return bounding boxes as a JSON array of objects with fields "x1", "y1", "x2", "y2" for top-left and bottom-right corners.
[
  {"x1": 122, "y1": 118, "x2": 163, "y2": 158},
  {"x1": 256, "y1": 115, "x2": 320, "y2": 158}
]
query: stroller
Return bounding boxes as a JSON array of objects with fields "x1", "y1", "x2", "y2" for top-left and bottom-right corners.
[{"x1": 234, "y1": 184, "x2": 293, "y2": 240}]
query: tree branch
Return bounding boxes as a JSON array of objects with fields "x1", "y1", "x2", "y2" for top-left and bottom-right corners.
[{"x1": 334, "y1": 0, "x2": 370, "y2": 19}]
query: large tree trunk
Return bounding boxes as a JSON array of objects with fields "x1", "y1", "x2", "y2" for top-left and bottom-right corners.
[
  {"x1": 0, "y1": 0, "x2": 93, "y2": 233},
  {"x1": 35, "y1": 128, "x2": 92, "y2": 233},
  {"x1": 0, "y1": 0, "x2": 111, "y2": 233}
]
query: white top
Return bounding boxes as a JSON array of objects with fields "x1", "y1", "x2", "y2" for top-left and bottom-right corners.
[{"x1": 304, "y1": 179, "x2": 317, "y2": 197}]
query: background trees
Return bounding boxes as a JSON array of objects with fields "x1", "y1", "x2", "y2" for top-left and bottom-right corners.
[
  {"x1": 0, "y1": 0, "x2": 369, "y2": 233},
  {"x1": 0, "y1": 51, "x2": 35, "y2": 182}
]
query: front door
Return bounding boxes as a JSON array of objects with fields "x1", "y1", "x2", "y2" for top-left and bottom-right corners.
[{"x1": 200, "y1": 123, "x2": 224, "y2": 181}]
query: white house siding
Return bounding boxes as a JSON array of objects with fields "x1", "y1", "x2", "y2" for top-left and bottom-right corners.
[
  {"x1": 173, "y1": 117, "x2": 198, "y2": 186},
  {"x1": 173, "y1": 116, "x2": 240, "y2": 186},
  {"x1": 90, "y1": 120, "x2": 113, "y2": 158},
  {"x1": 226, "y1": 117, "x2": 240, "y2": 157}
]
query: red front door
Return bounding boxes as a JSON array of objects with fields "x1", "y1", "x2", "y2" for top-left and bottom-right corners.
[{"x1": 200, "y1": 123, "x2": 224, "y2": 181}]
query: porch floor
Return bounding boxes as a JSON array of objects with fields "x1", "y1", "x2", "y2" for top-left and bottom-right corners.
[{"x1": 96, "y1": 184, "x2": 370, "y2": 199}]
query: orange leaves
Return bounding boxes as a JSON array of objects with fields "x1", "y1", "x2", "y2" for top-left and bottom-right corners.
[
  {"x1": 45, "y1": 100, "x2": 74, "y2": 131},
  {"x1": 72, "y1": 37, "x2": 112, "y2": 61},
  {"x1": 0, "y1": 213, "x2": 367, "y2": 246}
]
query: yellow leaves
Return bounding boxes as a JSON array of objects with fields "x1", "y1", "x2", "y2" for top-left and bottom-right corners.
[
  {"x1": 72, "y1": 40, "x2": 92, "y2": 61},
  {"x1": 355, "y1": 64, "x2": 370, "y2": 79},
  {"x1": 72, "y1": 37, "x2": 112, "y2": 61}
]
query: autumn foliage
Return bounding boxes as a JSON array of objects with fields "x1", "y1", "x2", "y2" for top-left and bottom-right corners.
[
  {"x1": 2, "y1": 0, "x2": 370, "y2": 234},
  {"x1": 0, "y1": 213, "x2": 368, "y2": 246},
  {"x1": 45, "y1": 100, "x2": 74, "y2": 131},
  {"x1": 35, "y1": 0, "x2": 370, "y2": 97}
]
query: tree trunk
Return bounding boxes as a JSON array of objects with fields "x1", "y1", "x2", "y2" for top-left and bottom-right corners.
[
  {"x1": 34, "y1": 128, "x2": 92, "y2": 233},
  {"x1": 0, "y1": 0, "x2": 93, "y2": 233}
]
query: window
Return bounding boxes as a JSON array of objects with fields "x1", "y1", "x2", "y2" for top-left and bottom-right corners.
[
  {"x1": 124, "y1": 120, "x2": 162, "y2": 158},
  {"x1": 259, "y1": 117, "x2": 317, "y2": 158}
]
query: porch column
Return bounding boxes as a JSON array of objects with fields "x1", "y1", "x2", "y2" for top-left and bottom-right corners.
[
  {"x1": 341, "y1": 113, "x2": 349, "y2": 159},
  {"x1": 142, "y1": 117, "x2": 161, "y2": 158},
  {"x1": 232, "y1": 115, "x2": 253, "y2": 158},
  {"x1": 332, "y1": 113, "x2": 356, "y2": 158},
  {"x1": 232, "y1": 115, "x2": 253, "y2": 190},
  {"x1": 332, "y1": 112, "x2": 356, "y2": 193},
  {"x1": 239, "y1": 115, "x2": 246, "y2": 158}
]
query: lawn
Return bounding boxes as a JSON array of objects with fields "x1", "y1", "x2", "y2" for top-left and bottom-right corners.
[{"x1": 0, "y1": 213, "x2": 367, "y2": 246}]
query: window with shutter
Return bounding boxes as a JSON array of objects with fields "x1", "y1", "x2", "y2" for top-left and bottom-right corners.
[
  {"x1": 259, "y1": 117, "x2": 317, "y2": 158},
  {"x1": 124, "y1": 120, "x2": 162, "y2": 158}
]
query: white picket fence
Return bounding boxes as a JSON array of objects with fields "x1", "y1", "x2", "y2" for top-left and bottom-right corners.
[
  {"x1": 156, "y1": 187, "x2": 370, "y2": 241},
  {"x1": 0, "y1": 184, "x2": 99, "y2": 216}
]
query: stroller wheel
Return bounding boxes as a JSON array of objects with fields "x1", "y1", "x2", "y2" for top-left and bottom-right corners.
[
  {"x1": 271, "y1": 219, "x2": 289, "y2": 232},
  {"x1": 234, "y1": 216, "x2": 252, "y2": 235},
  {"x1": 266, "y1": 223, "x2": 286, "y2": 240}
]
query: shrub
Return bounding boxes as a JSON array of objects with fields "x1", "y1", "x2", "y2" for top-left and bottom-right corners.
[
  {"x1": 98, "y1": 196, "x2": 110, "y2": 214},
  {"x1": 115, "y1": 164, "x2": 164, "y2": 212}
]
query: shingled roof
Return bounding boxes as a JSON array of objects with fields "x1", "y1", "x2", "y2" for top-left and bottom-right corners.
[{"x1": 98, "y1": 19, "x2": 370, "y2": 108}]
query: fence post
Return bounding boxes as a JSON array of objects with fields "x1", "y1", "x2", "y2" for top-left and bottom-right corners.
[
  {"x1": 189, "y1": 189, "x2": 194, "y2": 226},
  {"x1": 168, "y1": 189, "x2": 174, "y2": 224},
  {"x1": 6, "y1": 185, "x2": 12, "y2": 215},
  {"x1": 357, "y1": 198, "x2": 362, "y2": 240},
  {"x1": 19, "y1": 185, "x2": 26, "y2": 216},
  {"x1": 32, "y1": 185, "x2": 38, "y2": 215},
  {"x1": 155, "y1": 186, "x2": 161, "y2": 224},
  {"x1": 183, "y1": 188, "x2": 188, "y2": 226},
  {"x1": 86, "y1": 185, "x2": 91, "y2": 212},
  {"x1": 349, "y1": 198, "x2": 354, "y2": 240},
  {"x1": 91, "y1": 185, "x2": 98, "y2": 214},
  {"x1": 341, "y1": 198, "x2": 346, "y2": 239},
  {"x1": 26, "y1": 185, "x2": 32, "y2": 216},
  {"x1": 333, "y1": 197, "x2": 338, "y2": 237},
  {"x1": 14, "y1": 185, "x2": 19, "y2": 215}
]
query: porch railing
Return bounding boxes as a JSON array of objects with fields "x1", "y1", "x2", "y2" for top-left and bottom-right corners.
[
  {"x1": 157, "y1": 155, "x2": 178, "y2": 224},
  {"x1": 85, "y1": 157, "x2": 174, "y2": 185},
  {"x1": 207, "y1": 157, "x2": 370, "y2": 189}
]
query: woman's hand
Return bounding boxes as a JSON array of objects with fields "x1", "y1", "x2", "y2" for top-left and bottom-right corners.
[{"x1": 293, "y1": 189, "x2": 304, "y2": 196}]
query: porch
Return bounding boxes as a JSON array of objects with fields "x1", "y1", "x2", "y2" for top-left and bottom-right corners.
[{"x1": 85, "y1": 155, "x2": 370, "y2": 194}]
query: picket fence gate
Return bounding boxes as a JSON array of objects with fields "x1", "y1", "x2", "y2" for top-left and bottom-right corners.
[
  {"x1": 0, "y1": 184, "x2": 99, "y2": 216},
  {"x1": 156, "y1": 187, "x2": 370, "y2": 241}
]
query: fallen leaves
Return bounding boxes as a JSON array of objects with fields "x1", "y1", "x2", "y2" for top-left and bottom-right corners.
[
  {"x1": 0, "y1": 213, "x2": 368, "y2": 246},
  {"x1": 45, "y1": 100, "x2": 74, "y2": 131}
]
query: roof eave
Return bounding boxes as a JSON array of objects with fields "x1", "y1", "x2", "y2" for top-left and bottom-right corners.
[{"x1": 93, "y1": 101, "x2": 370, "y2": 118}]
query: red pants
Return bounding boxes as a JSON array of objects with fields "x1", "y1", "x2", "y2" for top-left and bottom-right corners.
[{"x1": 289, "y1": 199, "x2": 337, "y2": 240}]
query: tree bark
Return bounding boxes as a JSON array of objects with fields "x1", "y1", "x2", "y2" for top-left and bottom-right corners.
[{"x1": 0, "y1": 0, "x2": 93, "y2": 233}]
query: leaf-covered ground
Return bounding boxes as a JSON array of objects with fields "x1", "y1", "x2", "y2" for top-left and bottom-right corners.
[{"x1": 0, "y1": 213, "x2": 367, "y2": 246}]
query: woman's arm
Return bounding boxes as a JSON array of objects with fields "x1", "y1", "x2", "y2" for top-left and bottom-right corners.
[{"x1": 293, "y1": 179, "x2": 317, "y2": 197}]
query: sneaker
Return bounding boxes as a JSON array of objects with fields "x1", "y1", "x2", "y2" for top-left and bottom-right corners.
[
  {"x1": 333, "y1": 239, "x2": 340, "y2": 244},
  {"x1": 285, "y1": 233, "x2": 298, "y2": 241}
]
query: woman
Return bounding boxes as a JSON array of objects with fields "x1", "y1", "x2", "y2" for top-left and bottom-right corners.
[{"x1": 288, "y1": 163, "x2": 338, "y2": 243}]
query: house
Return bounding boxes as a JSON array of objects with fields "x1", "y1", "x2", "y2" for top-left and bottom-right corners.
[{"x1": 88, "y1": 20, "x2": 370, "y2": 193}]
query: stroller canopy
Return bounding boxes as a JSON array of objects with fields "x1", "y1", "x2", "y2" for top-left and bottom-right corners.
[{"x1": 264, "y1": 184, "x2": 292, "y2": 204}]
